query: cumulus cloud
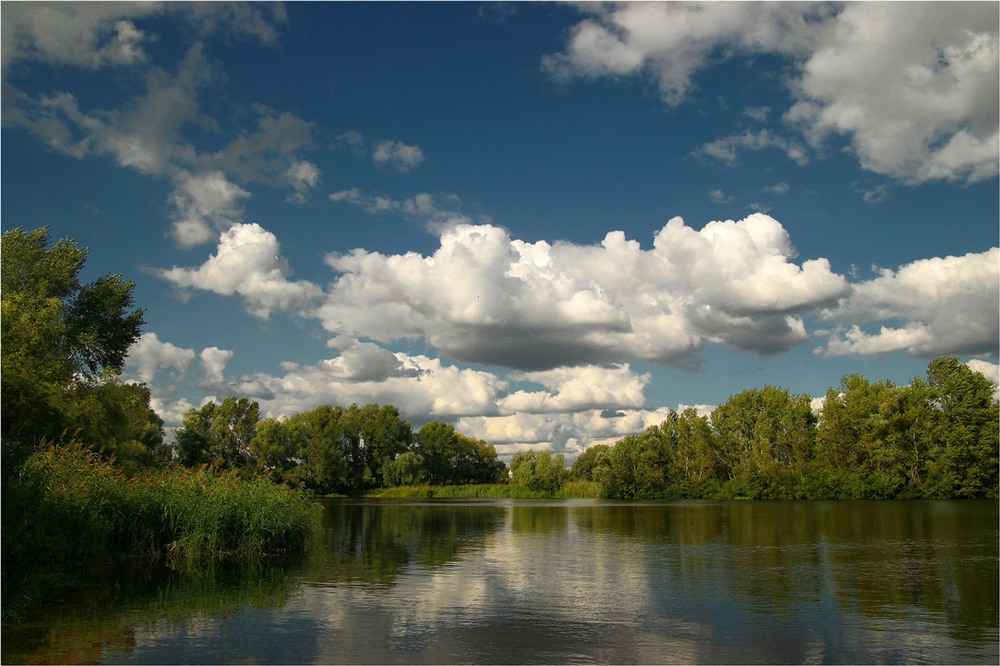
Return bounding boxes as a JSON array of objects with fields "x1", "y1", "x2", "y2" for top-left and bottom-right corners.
[
  {"x1": 244, "y1": 349, "x2": 510, "y2": 425},
  {"x1": 286, "y1": 160, "x2": 321, "y2": 203},
  {"x1": 125, "y1": 332, "x2": 197, "y2": 384},
  {"x1": 4, "y1": 8, "x2": 311, "y2": 249},
  {"x1": 500, "y1": 364, "x2": 651, "y2": 414},
  {"x1": 317, "y1": 213, "x2": 848, "y2": 370},
  {"x1": 815, "y1": 248, "x2": 999, "y2": 359},
  {"x1": 786, "y1": 3, "x2": 999, "y2": 185},
  {"x1": 545, "y1": 2, "x2": 998, "y2": 184},
  {"x1": 967, "y1": 359, "x2": 1000, "y2": 386},
  {"x1": 160, "y1": 222, "x2": 323, "y2": 319},
  {"x1": 542, "y1": 2, "x2": 830, "y2": 105}
]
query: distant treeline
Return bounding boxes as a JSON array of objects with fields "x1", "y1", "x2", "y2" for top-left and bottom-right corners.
[
  {"x1": 570, "y1": 356, "x2": 998, "y2": 500},
  {"x1": 173, "y1": 401, "x2": 507, "y2": 495}
]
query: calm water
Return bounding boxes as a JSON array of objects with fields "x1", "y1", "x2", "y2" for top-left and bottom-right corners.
[{"x1": 3, "y1": 499, "x2": 997, "y2": 664}]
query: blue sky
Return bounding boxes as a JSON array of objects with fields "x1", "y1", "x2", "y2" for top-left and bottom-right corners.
[{"x1": 3, "y1": 2, "x2": 998, "y2": 459}]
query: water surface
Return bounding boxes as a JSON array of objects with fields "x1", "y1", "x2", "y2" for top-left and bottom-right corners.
[{"x1": 4, "y1": 499, "x2": 997, "y2": 664}]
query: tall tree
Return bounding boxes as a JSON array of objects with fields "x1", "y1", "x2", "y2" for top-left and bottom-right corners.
[
  {"x1": 924, "y1": 356, "x2": 1000, "y2": 498},
  {"x1": 1, "y1": 226, "x2": 145, "y2": 446}
]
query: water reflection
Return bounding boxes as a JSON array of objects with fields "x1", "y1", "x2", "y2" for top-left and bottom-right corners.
[{"x1": 3, "y1": 499, "x2": 996, "y2": 665}]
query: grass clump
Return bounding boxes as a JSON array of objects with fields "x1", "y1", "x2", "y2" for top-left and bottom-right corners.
[{"x1": 3, "y1": 443, "x2": 322, "y2": 622}]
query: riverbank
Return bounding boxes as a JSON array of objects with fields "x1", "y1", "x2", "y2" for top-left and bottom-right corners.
[
  {"x1": 366, "y1": 481, "x2": 601, "y2": 499},
  {"x1": 2, "y1": 443, "x2": 323, "y2": 624}
]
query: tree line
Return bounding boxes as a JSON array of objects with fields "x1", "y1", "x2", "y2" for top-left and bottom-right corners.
[
  {"x1": 570, "y1": 357, "x2": 999, "y2": 500},
  {"x1": 173, "y1": 399, "x2": 507, "y2": 494}
]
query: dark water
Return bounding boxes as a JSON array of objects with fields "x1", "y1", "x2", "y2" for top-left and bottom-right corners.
[{"x1": 3, "y1": 499, "x2": 997, "y2": 664}]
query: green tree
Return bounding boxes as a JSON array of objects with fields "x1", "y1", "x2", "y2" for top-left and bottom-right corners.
[
  {"x1": 249, "y1": 417, "x2": 297, "y2": 476},
  {"x1": 65, "y1": 379, "x2": 166, "y2": 471},
  {"x1": 510, "y1": 449, "x2": 568, "y2": 494},
  {"x1": 710, "y1": 386, "x2": 815, "y2": 498},
  {"x1": 594, "y1": 431, "x2": 668, "y2": 498},
  {"x1": 383, "y1": 451, "x2": 428, "y2": 486},
  {"x1": 417, "y1": 421, "x2": 461, "y2": 485},
  {"x1": 924, "y1": 356, "x2": 999, "y2": 498},
  {"x1": 571, "y1": 444, "x2": 610, "y2": 481},
  {"x1": 1, "y1": 226, "x2": 145, "y2": 446},
  {"x1": 286, "y1": 405, "x2": 350, "y2": 494},
  {"x1": 174, "y1": 397, "x2": 260, "y2": 470}
]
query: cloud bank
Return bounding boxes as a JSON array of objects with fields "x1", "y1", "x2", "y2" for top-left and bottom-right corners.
[{"x1": 545, "y1": 2, "x2": 999, "y2": 184}]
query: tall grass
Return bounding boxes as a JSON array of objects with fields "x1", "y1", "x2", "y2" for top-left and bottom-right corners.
[{"x1": 5, "y1": 443, "x2": 322, "y2": 578}]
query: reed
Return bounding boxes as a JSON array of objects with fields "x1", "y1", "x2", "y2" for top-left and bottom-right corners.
[{"x1": 6, "y1": 444, "x2": 323, "y2": 574}]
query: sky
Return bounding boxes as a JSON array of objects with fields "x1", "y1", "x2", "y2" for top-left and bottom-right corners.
[{"x1": 2, "y1": 1, "x2": 998, "y2": 460}]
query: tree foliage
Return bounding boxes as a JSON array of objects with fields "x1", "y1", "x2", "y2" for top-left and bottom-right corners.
[
  {"x1": 1, "y1": 226, "x2": 150, "y2": 453},
  {"x1": 585, "y1": 358, "x2": 998, "y2": 500}
]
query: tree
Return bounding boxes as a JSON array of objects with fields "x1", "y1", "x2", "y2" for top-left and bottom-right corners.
[
  {"x1": 417, "y1": 421, "x2": 461, "y2": 485},
  {"x1": 571, "y1": 444, "x2": 610, "y2": 481},
  {"x1": 174, "y1": 397, "x2": 260, "y2": 470},
  {"x1": 510, "y1": 450, "x2": 568, "y2": 494},
  {"x1": 924, "y1": 356, "x2": 999, "y2": 498},
  {"x1": 1, "y1": 226, "x2": 145, "y2": 446},
  {"x1": 286, "y1": 405, "x2": 350, "y2": 494},
  {"x1": 710, "y1": 386, "x2": 815, "y2": 497},
  {"x1": 594, "y1": 431, "x2": 667, "y2": 498},
  {"x1": 65, "y1": 379, "x2": 166, "y2": 471}
]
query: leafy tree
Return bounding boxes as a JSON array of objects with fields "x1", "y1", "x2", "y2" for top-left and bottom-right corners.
[
  {"x1": 1, "y1": 226, "x2": 144, "y2": 446},
  {"x1": 510, "y1": 449, "x2": 568, "y2": 494},
  {"x1": 249, "y1": 417, "x2": 297, "y2": 476},
  {"x1": 354, "y1": 403, "x2": 413, "y2": 488},
  {"x1": 286, "y1": 405, "x2": 350, "y2": 494},
  {"x1": 65, "y1": 379, "x2": 166, "y2": 471},
  {"x1": 383, "y1": 451, "x2": 428, "y2": 486},
  {"x1": 710, "y1": 386, "x2": 815, "y2": 497},
  {"x1": 417, "y1": 421, "x2": 461, "y2": 485},
  {"x1": 571, "y1": 444, "x2": 610, "y2": 481},
  {"x1": 594, "y1": 431, "x2": 667, "y2": 498},
  {"x1": 923, "y1": 356, "x2": 999, "y2": 498},
  {"x1": 174, "y1": 397, "x2": 260, "y2": 469}
]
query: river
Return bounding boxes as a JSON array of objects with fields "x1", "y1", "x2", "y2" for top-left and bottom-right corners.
[{"x1": 3, "y1": 499, "x2": 997, "y2": 664}]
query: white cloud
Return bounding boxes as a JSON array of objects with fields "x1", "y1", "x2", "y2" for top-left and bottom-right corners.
[
  {"x1": 160, "y1": 223, "x2": 323, "y2": 319},
  {"x1": 815, "y1": 248, "x2": 1000, "y2": 358},
  {"x1": 286, "y1": 160, "x2": 321, "y2": 203},
  {"x1": 546, "y1": 2, "x2": 998, "y2": 184},
  {"x1": 329, "y1": 189, "x2": 477, "y2": 234},
  {"x1": 967, "y1": 359, "x2": 1000, "y2": 386},
  {"x1": 244, "y1": 348, "x2": 509, "y2": 424},
  {"x1": 1, "y1": 3, "x2": 158, "y2": 72},
  {"x1": 786, "y1": 3, "x2": 999, "y2": 185},
  {"x1": 695, "y1": 129, "x2": 809, "y2": 166},
  {"x1": 542, "y1": 2, "x2": 830, "y2": 105},
  {"x1": 317, "y1": 214, "x2": 848, "y2": 370},
  {"x1": 372, "y1": 140, "x2": 425, "y2": 173},
  {"x1": 708, "y1": 189, "x2": 734, "y2": 204},
  {"x1": 456, "y1": 407, "x2": 674, "y2": 458},
  {"x1": 125, "y1": 332, "x2": 197, "y2": 384},
  {"x1": 199, "y1": 347, "x2": 234, "y2": 388},
  {"x1": 167, "y1": 171, "x2": 250, "y2": 249},
  {"x1": 1, "y1": 2, "x2": 286, "y2": 76},
  {"x1": 764, "y1": 182, "x2": 790, "y2": 195},
  {"x1": 500, "y1": 364, "x2": 650, "y2": 414}
]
